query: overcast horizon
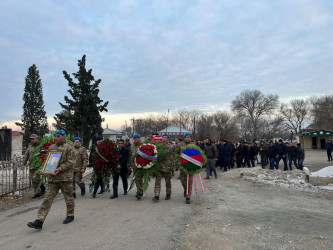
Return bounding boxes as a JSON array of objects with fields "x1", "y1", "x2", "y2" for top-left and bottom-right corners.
[{"x1": 1, "y1": 0, "x2": 333, "y2": 131}]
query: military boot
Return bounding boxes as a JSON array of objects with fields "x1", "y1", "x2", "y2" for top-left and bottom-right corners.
[
  {"x1": 39, "y1": 184, "x2": 46, "y2": 196},
  {"x1": 152, "y1": 196, "x2": 159, "y2": 202},
  {"x1": 27, "y1": 220, "x2": 43, "y2": 229},
  {"x1": 81, "y1": 187, "x2": 86, "y2": 196},
  {"x1": 73, "y1": 193, "x2": 76, "y2": 199},
  {"x1": 135, "y1": 194, "x2": 142, "y2": 200},
  {"x1": 31, "y1": 193, "x2": 40, "y2": 199},
  {"x1": 165, "y1": 194, "x2": 171, "y2": 200},
  {"x1": 63, "y1": 216, "x2": 74, "y2": 224},
  {"x1": 186, "y1": 198, "x2": 191, "y2": 204}
]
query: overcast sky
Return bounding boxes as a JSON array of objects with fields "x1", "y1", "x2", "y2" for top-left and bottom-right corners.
[{"x1": 1, "y1": 0, "x2": 333, "y2": 129}]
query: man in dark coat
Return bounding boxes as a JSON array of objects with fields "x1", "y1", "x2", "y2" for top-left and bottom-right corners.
[
  {"x1": 110, "y1": 139, "x2": 129, "y2": 199},
  {"x1": 218, "y1": 140, "x2": 232, "y2": 171},
  {"x1": 326, "y1": 140, "x2": 333, "y2": 161},
  {"x1": 276, "y1": 139, "x2": 288, "y2": 171},
  {"x1": 267, "y1": 141, "x2": 277, "y2": 169},
  {"x1": 288, "y1": 142, "x2": 299, "y2": 170}
]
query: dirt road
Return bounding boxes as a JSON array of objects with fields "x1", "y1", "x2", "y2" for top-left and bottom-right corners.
[{"x1": 0, "y1": 152, "x2": 332, "y2": 250}]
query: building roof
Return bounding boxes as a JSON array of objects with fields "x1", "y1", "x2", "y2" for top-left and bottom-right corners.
[
  {"x1": 159, "y1": 126, "x2": 190, "y2": 134},
  {"x1": 12, "y1": 131, "x2": 21, "y2": 137},
  {"x1": 102, "y1": 128, "x2": 122, "y2": 135},
  {"x1": 302, "y1": 130, "x2": 333, "y2": 137}
]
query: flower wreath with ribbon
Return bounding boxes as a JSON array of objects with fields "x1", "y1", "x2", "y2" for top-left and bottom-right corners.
[
  {"x1": 89, "y1": 139, "x2": 119, "y2": 193},
  {"x1": 178, "y1": 144, "x2": 207, "y2": 196},
  {"x1": 129, "y1": 142, "x2": 167, "y2": 193}
]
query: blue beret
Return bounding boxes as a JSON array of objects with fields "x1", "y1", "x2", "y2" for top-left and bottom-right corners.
[
  {"x1": 74, "y1": 137, "x2": 81, "y2": 141},
  {"x1": 184, "y1": 132, "x2": 190, "y2": 138},
  {"x1": 55, "y1": 130, "x2": 66, "y2": 136},
  {"x1": 133, "y1": 134, "x2": 141, "y2": 139},
  {"x1": 162, "y1": 133, "x2": 168, "y2": 137}
]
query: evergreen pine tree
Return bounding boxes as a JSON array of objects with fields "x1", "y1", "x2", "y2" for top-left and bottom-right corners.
[
  {"x1": 16, "y1": 64, "x2": 48, "y2": 146},
  {"x1": 54, "y1": 55, "x2": 109, "y2": 148}
]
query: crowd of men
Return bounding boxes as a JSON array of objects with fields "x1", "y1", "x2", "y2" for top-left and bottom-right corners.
[
  {"x1": 23, "y1": 129, "x2": 312, "y2": 230},
  {"x1": 195, "y1": 138, "x2": 305, "y2": 172}
]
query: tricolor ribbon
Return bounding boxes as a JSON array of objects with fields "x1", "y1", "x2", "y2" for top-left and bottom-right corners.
[
  {"x1": 137, "y1": 149, "x2": 158, "y2": 162},
  {"x1": 181, "y1": 153, "x2": 203, "y2": 167}
]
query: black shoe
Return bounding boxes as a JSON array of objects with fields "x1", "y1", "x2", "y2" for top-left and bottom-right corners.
[
  {"x1": 152, "y1": 196, "x2": 159, "y2": 202},
  {"x1": 98, "y1": 191, "x2": 104, "y2": 194},
  {"x1": 31, "y1": 193, "x2": 40, "y2": 199},
  {"x1": 63, "y1": 216, "x2": 74, "y2": 224},
  {"x1": 186, "y1": 198, "x2": 191, "y2": 204},
  {"x1": 123, "y1": 191, "x2": 128, "y2": 195},
  {"x1": 110, "y1": 195, "x2": 118, "y2": 199},
  {"x1": 136, "y1": 194, "x2": 142, "y2": 200},
  {"x1": 39, "y1": 185, "x2": 46, "y2": 196},
  {"x1": 73, "y1": 193, "x2": 76, "y2": 199},
  {"x1": 81, "y1": 187, "x2": 85, "y2": 196},
  {"x1": 165, "y1": 195, "x2": 171, "y2": 200},
  {"x1": 27, "y1": 220, "x2": 43, "y2": 229},
  {"x1": 92, "y1": 193, "x2": 96, "y2": 198}
]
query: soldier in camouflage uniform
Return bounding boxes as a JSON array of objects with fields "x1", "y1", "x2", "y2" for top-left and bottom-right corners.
[
  {"x1": 130, "y1": 134, "x2": 144, "y2": 200},
  {"x1": 21, "y1": 134, "x2": 46, "y2": 198},
  {"x1": 72, "y1": 137, "x2": 88, "y2": 198},
  {"x1": 152, "y1": 134, "x2": 174, "y2": 202},
  {"x1": 27, "y1": 130, "x2": 76, "y2": 230},
  {"x1": 175, "y1": 132, "x2": 193, "y2": 204}
]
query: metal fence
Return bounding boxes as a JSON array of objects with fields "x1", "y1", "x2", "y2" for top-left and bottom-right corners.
[{"x1": 0, "y1": 155, "x2": 31, "y2": 196}]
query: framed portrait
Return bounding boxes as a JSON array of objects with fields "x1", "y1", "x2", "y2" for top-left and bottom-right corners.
[{"x1": 41, "y1": 152, "x2": 62, "y2": 174}]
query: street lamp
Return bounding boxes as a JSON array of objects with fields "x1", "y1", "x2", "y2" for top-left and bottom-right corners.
[{"x1": 166, "y1": 109, "x2": 171, "y2": 133}]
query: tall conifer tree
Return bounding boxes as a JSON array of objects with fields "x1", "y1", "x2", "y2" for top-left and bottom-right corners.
[
  {"x1": 16, "y1": 64, "x2": 48, "y2": 146},
  {"x1": 54, "y1": 55, "x2": 109, "y2": 148}
]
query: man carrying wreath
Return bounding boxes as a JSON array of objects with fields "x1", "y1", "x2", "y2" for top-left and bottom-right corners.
[
  {"x1": 175, "y1": 132, "x2": 194, "y2": 204},
  {"x1": 27, "y1": 130, "x2": 76, "y2": 229},
  {"x1": 152, "y1": 134, "x2": 174, "y2": 202},
  {"x1": 131, "y1": 134, "x2": 144, "y2": 200}
]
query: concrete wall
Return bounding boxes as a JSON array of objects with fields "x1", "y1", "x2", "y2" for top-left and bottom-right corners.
[{"x1": 12, "y1": 135, "x2": 23, "y2": 157}]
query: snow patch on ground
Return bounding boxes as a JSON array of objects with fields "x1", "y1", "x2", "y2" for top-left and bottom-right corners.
[
  {"x1": 224, "y1": 167, "x2": 332, "y2": 193},
  {"x1": 311, "y1": 166, "x2": 333, "y2": 177}
]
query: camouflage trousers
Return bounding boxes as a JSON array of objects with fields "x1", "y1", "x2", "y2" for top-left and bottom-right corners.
[
  {"x1": 154, "y1": 171, "x2": 172, "y2": 196},
  {"x1": 37, "y1": 182, "x2": 74, "y2": 222},
  {"x1": 180, "y1": 171, "x2": 193, "y2": 198},
  {"x1": 72, "y1": 171, "x2": 85, "y2": 194},
  {"x1": 135, "y1": 176, "x2": 144, "y2": 195},
  {"x1": 29, "y1": 168, "x2": 42, "y2": 195}
]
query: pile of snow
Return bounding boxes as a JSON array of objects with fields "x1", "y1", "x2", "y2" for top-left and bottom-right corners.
[
  {"x1": 224, "y1": 167, "x2": 332, "y2": 193},
  {"x1": 310, "y1": 166, "x2": 333, "y2": 178}
]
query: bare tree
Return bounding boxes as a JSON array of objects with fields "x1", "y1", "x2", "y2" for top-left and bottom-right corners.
[
  {"x1": 231, "y1": 90, "x2": 279, "y2": 140},
  {"x1": 196, "y1": 115, "x2": 214, "y2": 140},
  {"x1": 310, "y1": 95, "x2": 333, "y2": 130},
  {"x1": 212, "y1": 112, "x2": 238, "y2": 140},
  {"x1": 280, "y1": 99, "x2": 311, "y2": 135}
]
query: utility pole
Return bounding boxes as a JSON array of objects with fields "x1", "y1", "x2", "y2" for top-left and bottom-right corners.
[
  {"x1": 193, "y1": 116, "x2": 196, "y2": 140},
  {"x1": 166, "y1": 109, "x2": 170, "y2": 133},
  {"x1": 180, "y1": 114, "x2": 182, "y2": 134},
  {"x1": 131, "y1": 117, "x2": 135, "y2": 135}
]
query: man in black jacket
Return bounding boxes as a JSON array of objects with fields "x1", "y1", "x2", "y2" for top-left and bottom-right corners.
[
  {"x1": 267, "y1": 141, "x2": 277, "y2": 169},
  {"x1": 110, "y1": 139, "x2": 129, "y2": 199},
  {"x1": 288, "y1": 142, "x2": 299, "y2": 170},
  {"x1": 218, "y1": 140, "x2": 232, "y2": 171},
  {"x1": 276, "y1": 139, "x2": 288, "y2": 171},
  {"x1": 326, "y1": 140, "x2": 333, "y2": 161}
]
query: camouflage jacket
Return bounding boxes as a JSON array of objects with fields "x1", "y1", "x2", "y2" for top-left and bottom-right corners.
[
  {"x1": 74, "y1": 145, "x2": 88, "y2": 172},
  {"x1": 174, "y1": 140, "x2": 192, "y2": 155},
  {"x1": 47, "y1": 140, "x2": 75, "y2": 183},
  {"x1": 22, "y1": 143, "x2": 39, "y2": 169},
  {"x1": 130, "y1": 142, "x2": 142, "y2": 169},
  {"x1": 159, "y1": 142, "x2": 174, "y2": 172}
]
